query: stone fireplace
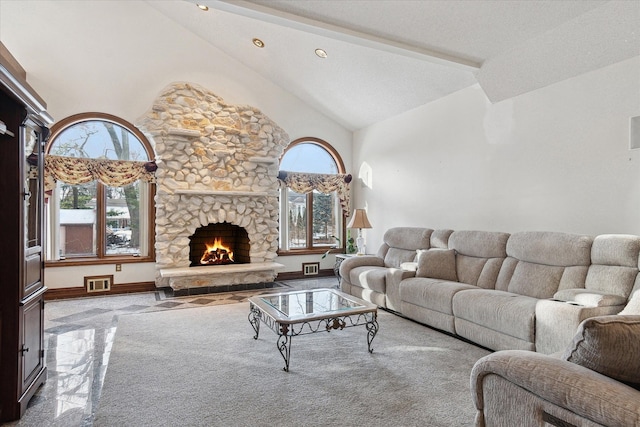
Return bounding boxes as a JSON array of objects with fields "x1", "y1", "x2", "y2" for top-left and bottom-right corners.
[{"x1": 137, "y1": 82, "x2": 289, "y2": 292}]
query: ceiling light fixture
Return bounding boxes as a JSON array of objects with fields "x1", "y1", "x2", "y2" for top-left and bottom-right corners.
[
  {"x1": 315, "y1": 48, "x2": 328, "y2": 58},
  {"x1": 252, "y1": 38, "x2": 265, "y2": 48},
  {"x1": 197, "y1": 4, "x2": 209, "y2": 11}
]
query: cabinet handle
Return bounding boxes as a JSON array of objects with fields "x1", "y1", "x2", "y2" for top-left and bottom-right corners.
[
  {"x1": 22, "y1": 190, "x2": 31, "y2": 200},
  {"x1": 20, "y1": 345, "x2": 29, "y2": 354}
]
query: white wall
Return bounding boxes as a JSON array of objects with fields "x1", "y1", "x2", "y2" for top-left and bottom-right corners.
[{"x1": 353, "y1": 57, "x2": 640, "y2": 252}]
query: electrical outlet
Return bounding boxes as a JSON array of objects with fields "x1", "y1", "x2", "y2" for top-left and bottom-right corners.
[{"x1": 115, "y1": 264, "x2": 122, "y2": 272}]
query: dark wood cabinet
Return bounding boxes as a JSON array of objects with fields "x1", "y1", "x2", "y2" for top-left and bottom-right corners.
[{"x1": 0, "y1": 43, "x2": 52, "y2": 422}]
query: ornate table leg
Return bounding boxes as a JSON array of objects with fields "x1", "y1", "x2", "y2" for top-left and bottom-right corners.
[
  {"x1": 277, "y1": 324, "x2": 292, "y2": 372},
  {"x1": 366, "y1": 313, "x2": 379, "y2": 353},
  {"x1": 248, "y1": 304, "x2": 261, "y2": 340}
]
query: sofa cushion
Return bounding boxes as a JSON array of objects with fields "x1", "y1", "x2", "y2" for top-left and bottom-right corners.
[
  {"x1": 383, "y1": 227, "x2": 432, "y2": 250},
  {"x1": 452, "y1": 289, "x2": 538, "y2": 342},
  {"x1": 430, "y1": 229, "x2": 454, "y2": 249},
  {"x1": 400, "y1": 277, "x2": 475, "y2": 315},
  {"x1": 585, "y1": 265, "x2": 638, "y2": 298},
  {"x1": 553, "y1": 288, "x2": 628, "y2": 307},
  {"x1": 449, "y1": 230, "x2": 509, "y2": 258},
  {"x1": 620, "y1": 290, "x2": 640, "y2": 315},
  {"x1": 384, "y1": 248, "x2": 418, "y2": 268},
  {"x1": 416, "y1": 249, "x2": 458, "y2": 281},
  {"x1": 562, "y1": 315, "x2": 640, "y2": 388},
  {"x1": 506, "y1": 231, "x2": 593, "y2": 267},
  {"x1": 348, "y1": 266, "x2": 387, "y2": 293},
  {"x1": 507, "y1": 261, "x2": 565, "y2": 299},
  {"x1": 591, "y1": 234, "x2": 640, "y2": 268}
]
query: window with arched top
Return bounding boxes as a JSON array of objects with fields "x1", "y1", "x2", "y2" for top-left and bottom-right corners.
[
  {"x1": 44, "y1": 113, "x2": 155, "y2": 263},
  {"x1": 278, "y1": 137, "x2": 348, "y2": 254}
]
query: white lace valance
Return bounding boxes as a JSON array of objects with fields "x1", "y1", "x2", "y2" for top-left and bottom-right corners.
[
  {"x1": 278, "y1": 170, "x2": 352, "y2": 215},
  {"x1": 44, "y1": 154, "x2": 156, "y2": 193}
]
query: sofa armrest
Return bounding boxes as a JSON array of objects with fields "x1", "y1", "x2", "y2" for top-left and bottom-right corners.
[
  {"x1": 471, "y1": 350, "x2": 640, "y2": 426},
  {"x1": 385, "y1": 267, "x2": 417, "y2": 311},
  {"x1": 338, "y1": 255, "x2": 384, "y2": 282}
]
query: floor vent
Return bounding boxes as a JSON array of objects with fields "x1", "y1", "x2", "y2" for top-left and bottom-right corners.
[
  {"x1": 303, "y1": 262, "x2": 319, "y2": 276},
  {"x1": 85, "y1": 275, "x2": 113, "y2": 293}
]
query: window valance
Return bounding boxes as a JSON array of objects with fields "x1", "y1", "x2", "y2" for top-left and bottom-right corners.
[
  {"x1": 278, "y1": 170, "x2": 352, "y2": 215},
  {"x1": 43, "y1": 154, "x2": 156, "y2": 193}
]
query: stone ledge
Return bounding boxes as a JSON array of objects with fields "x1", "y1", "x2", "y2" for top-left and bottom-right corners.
[
  {"x1": 160, "y1": 262, "x2": 285, "y2": 278},
  {"x1": 172, "y1": 189, "x2": 275, "y2": 197},
  {"x1": 161, "y1": 262, "x2": 285, "y2": 291}
]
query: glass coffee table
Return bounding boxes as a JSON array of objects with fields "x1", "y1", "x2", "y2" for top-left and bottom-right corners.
[{"x1": 248, "y1": 288, "x2": 379, "y2": 372}]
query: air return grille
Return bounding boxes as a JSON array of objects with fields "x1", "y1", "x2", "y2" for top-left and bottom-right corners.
[
  {"x1": 303, "y1": 262, "x2": 319, "y2": 276},
  {"x1": 85, "y1": 275, "x2": 113, "y2": 293}
]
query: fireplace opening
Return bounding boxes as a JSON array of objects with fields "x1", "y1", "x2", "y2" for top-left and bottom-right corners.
[{"x1": 189, "y1": 223, "x2": 250, "y2": 267}]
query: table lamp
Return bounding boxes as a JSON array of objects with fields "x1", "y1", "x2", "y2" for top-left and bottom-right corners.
[{"x1": 347, "y1": 209, "x2": 372, "y2": 255}]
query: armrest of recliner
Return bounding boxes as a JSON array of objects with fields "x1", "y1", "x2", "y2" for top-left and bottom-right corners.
[
  {"x1": 471, "y1": 350, "x2": 640, "y2": 427},
  {"x1": 339, "y1": 256, "x2": 384, "y2": 282},
  {"x1": 385, "y1": 267, "x2": 416, "y2": 311}
]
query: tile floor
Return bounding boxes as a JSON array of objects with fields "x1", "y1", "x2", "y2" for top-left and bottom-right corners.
[{"x1": 4, "y1": 277, "x2": 338, "y2": 427}]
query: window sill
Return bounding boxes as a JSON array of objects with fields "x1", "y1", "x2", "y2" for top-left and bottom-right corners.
[{"x1": 45, "y1": 255, "x2": 154, "y2": 268}]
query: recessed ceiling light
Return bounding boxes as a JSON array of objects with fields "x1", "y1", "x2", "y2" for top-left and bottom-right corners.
[
  {"x1": 197, "y1": 4, "x2": 209, "y2": 11},
  {"x1": 252, "y1": 38, "x2": 265, "y2": 48},
  {"x1": 315, "y1": 48, "x2": 328, "y2": 58}
]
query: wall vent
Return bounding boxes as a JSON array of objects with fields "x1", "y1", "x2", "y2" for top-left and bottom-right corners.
[
  {"x1": 85, "y1": 275, "x2": 113, "y2": 293},
  {"x1": 302, "y1": 262, "x2": 319, "y2": 276}
]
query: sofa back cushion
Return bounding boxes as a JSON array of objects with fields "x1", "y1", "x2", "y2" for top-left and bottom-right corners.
[
  {"x1": 448, "y1": 230, "x2": 510, "y2": 288},
  {"x1": 496, "y1": 231, "x2": 593, "y2": 298},
  {"x1": 562, "y1": 315, "x2": 640, "y2": 389},
  {"x1": 585, "y1": 234, "x2": 640, "y2": 298},
  {"x1": 430, "y1": 229, "x2": 454, "y2": 249},
  {"x1": 380, "y1": 227, "x2": 433, "y2": 268},
  {"x1": 620, "y1": 289, "x2": 640, "y2": 315}
]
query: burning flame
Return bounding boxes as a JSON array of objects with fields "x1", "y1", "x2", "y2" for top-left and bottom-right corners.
[{"x1": 200, "y1": 238, "x2": 234, "y2": 264}]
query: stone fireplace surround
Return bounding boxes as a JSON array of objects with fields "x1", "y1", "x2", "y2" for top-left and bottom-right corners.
[{"x1": 137, "y1": 83, "x2": 289, "y2": 292}]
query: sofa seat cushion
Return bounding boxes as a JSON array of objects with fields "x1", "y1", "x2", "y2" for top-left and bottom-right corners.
[
  {"x1": 348, "y1": 266, "x2": 387, "y2": 293},
  {"x1": 452, "y1": 289, "x2": 538, "y2": 342},
  {"x1": 553, "y1": 288, "x2": 628, "y2": 307},
  {"x1": 400, "y1": 277, "x2": 476, "y2": 315},
  {"x1": 562, "y1": 315, "x2": 640, "y2": 388}
]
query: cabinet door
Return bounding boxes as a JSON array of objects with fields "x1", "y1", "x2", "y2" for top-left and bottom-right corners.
[
  {"x1": 20, "y1": 289, "x2": 45, "y2": 393},
  {"x1": 22, "y1": 120, "x2": 43, "y2": 298}
]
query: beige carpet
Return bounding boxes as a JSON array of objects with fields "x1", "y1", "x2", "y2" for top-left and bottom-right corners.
[{"x1": 94, "y1": 302, "x2": 490, "y2": 426}]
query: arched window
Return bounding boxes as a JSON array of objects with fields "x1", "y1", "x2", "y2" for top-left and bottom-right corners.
[
  {"x1": 279, "y1": 137, "x2": 347, "y2": 253},
  {"x1": 45, "y1": 113, "x2": 155, "y2": 263}
]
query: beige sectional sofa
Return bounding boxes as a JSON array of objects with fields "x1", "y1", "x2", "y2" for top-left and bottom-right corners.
[
  {"x1": 339, "y1": 227, "x2": 640, "y2": 353},
  {"x1": 339, "y1": 226, "x2": 640, "y2": 425}
]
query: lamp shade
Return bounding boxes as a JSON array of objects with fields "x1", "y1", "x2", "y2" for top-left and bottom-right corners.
[{"x1": 347, "y1": 209, "x2": 372, "y2": 229}]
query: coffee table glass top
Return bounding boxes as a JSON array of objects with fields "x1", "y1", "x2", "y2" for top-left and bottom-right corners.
[{"x1": 254, "y1": 288, "x2": 374, "y2": 321}]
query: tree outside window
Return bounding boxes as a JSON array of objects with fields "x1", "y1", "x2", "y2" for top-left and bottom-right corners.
[
  {"x1": 279, "y1": 138, "x2": 346, "y2": 253},
  {"x1": 46, "y1": 113, "x2": 154, "y2": 261}
]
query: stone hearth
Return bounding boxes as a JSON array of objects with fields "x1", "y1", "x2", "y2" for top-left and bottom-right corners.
[{"x1": 137, "y1": 83, "x2": 289, "y2": 290}]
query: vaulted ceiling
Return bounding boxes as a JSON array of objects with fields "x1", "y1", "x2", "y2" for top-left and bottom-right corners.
[{"x1": 1, "y1": 0, "x2": 638, "y2": 131}]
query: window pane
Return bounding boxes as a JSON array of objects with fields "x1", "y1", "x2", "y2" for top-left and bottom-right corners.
[
  {"x1": 280, "y1": 143, "x2": 338, "y2": 174},
  {"x1": 286, "y1": 189, "x2": 307, "y2": 249},
  {"x1": 312, "y1": 191, "x2": 338, "y2": 247},
  {"x1": 106, "y1": 182, "x2": 141, "y2": 255},
  {"x1": 50, "y1": 120, "x2": 149, "y2": 161},
  {"x1": 59, "y1": 181, "x2": 97, "y2": 257}
]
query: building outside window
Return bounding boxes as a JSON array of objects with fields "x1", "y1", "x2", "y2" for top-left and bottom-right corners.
[
  {"x1": 279, "y1": 138, "x2": 346, "y2": 254},
  {"x1": 45, "y1": 113, "x2": 155, "y2": 263}
]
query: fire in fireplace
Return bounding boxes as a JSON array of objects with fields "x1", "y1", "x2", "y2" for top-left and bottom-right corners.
[
  {"x1": 189, "y1": 222, "x2": 250, "y2": 267},
  {"x1": 200, "y1": 238, "x2": 234, "y2": 265}
]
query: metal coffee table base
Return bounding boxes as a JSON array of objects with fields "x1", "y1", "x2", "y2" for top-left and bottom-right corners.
[{"x1": 248, "y1": 303, "x2": 379, "y2": 372}]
